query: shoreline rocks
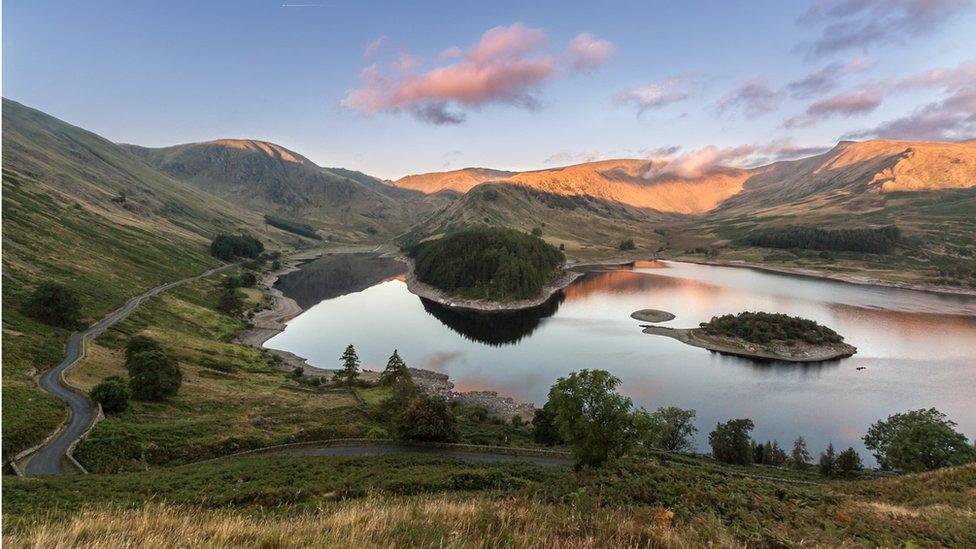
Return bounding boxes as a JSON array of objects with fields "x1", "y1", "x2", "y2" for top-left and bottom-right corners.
[{"x1": 642, "y1": 326, "x2": 857, "y2": 363}]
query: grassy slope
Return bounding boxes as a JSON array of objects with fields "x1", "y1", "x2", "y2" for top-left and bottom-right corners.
[
  {"x1": 67, "y1": 271, "x2": 530, "y2": 473},
  {"x1": 3, "y1": 454, "x2": 973, "y2": 546},
  {"x1": 1, "y1": 99, "x2": 287, "y2": 457}
]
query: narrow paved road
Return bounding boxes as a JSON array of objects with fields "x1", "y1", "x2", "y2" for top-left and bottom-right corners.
[
  {"x1": 282, "y1": 444, "x2": 572, "y2": 466},
  {"x1": 23, "y1": 265, "x2": 230, "y2": 476}
]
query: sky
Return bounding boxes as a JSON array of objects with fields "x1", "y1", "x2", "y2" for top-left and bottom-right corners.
[{"x1": 3, "y1": 0, "x2": 975, "y2": 179}]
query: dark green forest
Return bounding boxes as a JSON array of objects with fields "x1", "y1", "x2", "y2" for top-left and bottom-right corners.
[
  {"x1": 700, "y1": 312, "x2": 843, "y2": 345},
  {"x1": 740, "y1": 225, "x2": 901, "y2": 253},
  {"x1": 264, "y1": 215, "x2": 321, "y2": 240},
  {"x1": 411, "y1": 227, "x2": 565, "y2": 300}
]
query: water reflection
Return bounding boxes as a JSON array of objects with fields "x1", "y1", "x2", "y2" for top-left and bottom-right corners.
[
  {"x1": 275, "y1": 253, "x2": 405, "y2": 309},
  {"x1": 420, "y1": 293, "x2": 565, "y2": 346}
]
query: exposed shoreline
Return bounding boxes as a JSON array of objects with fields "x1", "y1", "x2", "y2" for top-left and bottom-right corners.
[
  {"x1": 235, "y1": 248, "x2": 539, "y2": 419},
  {"x1": 402, "y1": 259, "x2": 584, "y2": 314},
  {"x1": 673, "y1": 256, "x2": 976, "y2": 298},
  {"x1": 642, "y1": 325, "x2": 858, "y2": 363}
]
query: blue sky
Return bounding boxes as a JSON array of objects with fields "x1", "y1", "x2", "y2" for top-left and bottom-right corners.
[{"x1": 4, "y1": 0, "x2": 975, "y2": 179}]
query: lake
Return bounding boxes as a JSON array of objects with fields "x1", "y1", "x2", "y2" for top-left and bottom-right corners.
[{"x1": 267, "y1": 255, "x2": 976, "y2": 461}]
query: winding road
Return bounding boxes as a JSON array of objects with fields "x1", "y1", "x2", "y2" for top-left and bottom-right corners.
[{"x1": 22, "y1": 265, "x2": 231, "y2": 476}]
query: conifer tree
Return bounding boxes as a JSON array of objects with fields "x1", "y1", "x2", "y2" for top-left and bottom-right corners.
[
  {"x1": 791, "y1": 437, "x2": 812, "y2": 469},
  {"x1": 334, "y1": 344, "x2": 360, "y2": 385},
  {"x1": 379, "y1": 349, "x2": 410, "y2": 386}
]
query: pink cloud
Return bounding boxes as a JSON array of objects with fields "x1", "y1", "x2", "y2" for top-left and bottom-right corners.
[
  {"x1": 614, "y1": 75, "x2": 695, "y2": 114},
  {"x1": 786, "y1": 57, "x2": 874, "y2": 98},
  {"x1": 784, "y1": 88, "x2": 883, "y2": 128},
  {"x1": 363, "y1": 36, "x2": 387, "y2": 59},
  {"x1": 438, "y1": 46, "x2": 463, "y2": 61},
  {"x1": 716, "y1": 76, "x2": 784, "y2": 117},
  {"x1": 566, "y1": 32, "x2": 616, "y2": 71},
  {"x1": 646, "y1": 145, "x2": 758, "y2": 179},
  {"x1": 343, "y1": 22, "x2": 609, "y2": 125}
]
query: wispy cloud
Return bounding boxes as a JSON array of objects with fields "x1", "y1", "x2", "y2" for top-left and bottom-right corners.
[
  {"x1": 363, "y1": 36, "x2": 387, "y2": 59},
  {"x1": 566, "y1": 32, "x2": 616, "y2": 71},
  {"x1": 795, "y1": 0, "x2": 971, "y2": 57},
  {"x1": 715, "y1": 76, "x2": 783, "y2": 117},
  {"x1": 614, "y1": 75, "x2": 695, "y2": 115},
  {"x1": 342, "y1": 22, "x2": 608, "y2": 125},
  {"x1": 784, "y1": 88, "x2": 884, "y2": 128},
  {"x1": 786, "y1": 57, "x2": 874, "y2": 99}
]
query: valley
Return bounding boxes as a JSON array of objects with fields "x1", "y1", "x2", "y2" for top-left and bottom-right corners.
[{"x1": 3, "y1": 98, "x2": 975, "y2": 547}]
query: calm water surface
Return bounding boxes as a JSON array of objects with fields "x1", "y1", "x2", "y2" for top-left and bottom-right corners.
[{"x1": 267, "y1": 258, "x2": 976, "y2": 460}]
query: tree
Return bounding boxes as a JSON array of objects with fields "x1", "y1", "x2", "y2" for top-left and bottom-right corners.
[
  {"x1": 863, "y1": 408, "x2": 975, "y2": 472},
  {"x1": 397, "y1": 395, "x2": 458, "y2": 442},
  {"x1": 531, "y1": 227, "x2": 543, "y2": 237},
  {"x1": 239, "y1": 272, "x2": 258, "y2": 287},
  {"x1": 837, "y1": 447, "x2": 863, "y2": 476},
  {"x1": 618, "y1": 238, "x2": 636, "y2": 251},
  {"x1": 216, "y1": 288, "x2": 244, "y2": 315},
  {"x1": 379, "y1": 349, "x2": 410, "y2": 386},
  {"x1": 709, "y1": 419, "x2": 754, "y2": 465},
  {"x1": 125, "y1": 335, "x2": 162, "y2": 368},
  {"x1": 333, "y1": 344, "x2": 360, "y2": 385},
  {"x1": 210, "y1": 234, "x2": 264, "y2": 261},
  {"x1": 25, "y1": 282, "x2": 82, "y2": 328},
  {"x1": 128, "y1": 349, "x2": 182, "y2": 400},
  {"x1": 90, "y1": 376, "x2": 130, "y2": 414},
  {"x1": 547, "y1": 369, "x2": 634, "y2": 467},
  {"x1": 819, "y1": 443, "x2": 837, "y2": 476},
  {"x1": 531, "y1": 401, "x2": 564, "y2": 446},
  {"x1": 791, "y1": 437, "x2": 811, "y2": 469},
  {"x1": 649, "y1": 406, "x2": 698, "y2": 452}
]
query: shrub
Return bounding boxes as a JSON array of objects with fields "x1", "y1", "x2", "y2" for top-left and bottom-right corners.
[
  {"x1": 216, "y1": 288, "x2": 244, "y2": 315},
  {"x1": 863, "y1": 408, "x2": 975, "y2": 472},
  {"x1": 836, "y1": 447, "x2": 863, "y2": 476},
  {"x1": 124, "y1": 335, "x2": 162, "y2": 368},
  {"x1": 397, "y1": 395, "x2": 458, "y2": 442},
  {"x1": 618, "y1": 238, "x2": 636, "y2": 251},
  {"x1": 25, "y1": 282, "x2": 82, "y2": 327},
  {"x1": 531, "y1": 227, "x2": 543, "y2": 237},
  {"x1": 411, "y1": 227, "x2": 565, "y2": 300},
  {"x1": 128, "y1": 350, "x2": 182, "y2": 401},
  {"x1": 210, "y1": 234, "x2": 264, "y2": 261},
  {"x1": 239, "y1": 272, "x2": 258, "y2": 287},
  {"x1": 90, "y1": 376, "x2": 130, "y2": 414},
  {"x1": 709, "y1": 419, "x2": 754, "y2": 465},
  {"x1": 547, "y1": 369, "x2": 633, "y2": 467}
]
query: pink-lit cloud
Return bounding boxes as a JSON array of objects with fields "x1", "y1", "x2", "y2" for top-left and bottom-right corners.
[
  {"x1": 438, "y1": 45, "x2": 463, "y2": 61},
  {"x1": 644, "y1": 139, "x2": 832, "y2": 178},
  {"x1": 786, "y1": 57, "x2": 874, "y2": 99},
  {"x1": 566, "y1": 32, "x2": 616, "y2": 71},
  {"x1": 614, "y1": 75, "x2": 695, "y2": 114},
  {"x1": 363, "y1": 36, "x2": 387, "y2": 59},
  {"x1": 847, "y1": 59, "x2": 976, "y2": 139},
  {"x1": 784, "y1": 88, "x2": 883, "y2": 127},
  {"x1": 796, "y1": 0, "x2": 971, "y2": 57},
  {"x1": 715, "y1": 76, "x2": 784, "y2": 117},
  {"x1": 343, "y1": 22, "x2": 607, "y2": 125}
]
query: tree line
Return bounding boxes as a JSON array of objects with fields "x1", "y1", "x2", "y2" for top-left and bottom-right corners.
[
  {"x1": 264, "y1": 215, "x2": 321, "y2": 240},
  {"x1": 740, "y1": 225, "x2": 901, "y2": 254},
  {"x1": 410, "y1": 227, "x2": 565, "y2": 300}
]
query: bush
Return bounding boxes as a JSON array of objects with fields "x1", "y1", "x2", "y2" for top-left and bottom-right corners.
[
  {"x1": 397, "y1": 395, "x2": 458, "y2": 442},
  {"x1": 25, "y1": 282, "x2": 82, "y2": 328},
  {"x1": 411, "y1": 227, "x2": 565, "y2": 300},
  {"x1": 128, "y1": 349, "x2": 182, "y2": 401},
  {"x1": 836, "y1": 447, "x2": 863, "y2": 476},
  {"x1": 700, "y1": 311, "x2": 843, "y2": 345},
  {"x1": 618, "y1": 238, "x2": 636, "y2": 251},
  {"x1": 90, "y1": 376, "x2": 130, "y2": 414},
  {"x1": 216, "y1": 288, "x2": 244, "y2": 315},
  {"x1": 124, "y1": 336, "x2": 162, "y2": 368},
  {"x1": 239, "y1": 272, "x2": 258, "y2": 287},
  {"x1": 210, "y1": 234, "x2": 264, "y2": 261},
  {"x1": 547, "y1": 369, "x2": 633, "y2": 467},
  {"x1": 863, "y1": 408, "x2": 975, "y2": 472},
  {"x1": 709, "y1": 419, "x2": 754, "y2": 465}
]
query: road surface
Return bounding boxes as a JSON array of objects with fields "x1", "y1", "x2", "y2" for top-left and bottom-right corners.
[{"x1": 22, "y1": 265, "x2": 229, "y2": 476}]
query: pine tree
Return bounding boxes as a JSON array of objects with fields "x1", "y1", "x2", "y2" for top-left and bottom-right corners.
[
  {"x1": 379, "y1": 349, "x2": 410, "y2": 386},
  {"x1": 791, "y1": 437, "x2": 811, "y2": 469},
  {"x1": 818, "y1": 442, "x2": 837, "y2": 477},
  {"x1": 837, "y1": 447, "x2": 864, "y2": 476},
  {"x1": 334, "y1": 344, "x2": 360, "y2": 385}
]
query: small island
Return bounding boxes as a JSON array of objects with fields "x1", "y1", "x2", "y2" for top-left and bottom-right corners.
[
  {"x1": 642, "y1": 311, "x2": 857, "y2": 362},
  {"x1": 404, "y1": 227, "x2": 581, "y2": 313},
  {"x1": 630, "y1": 309, "x2": 675, "y2": 322}
]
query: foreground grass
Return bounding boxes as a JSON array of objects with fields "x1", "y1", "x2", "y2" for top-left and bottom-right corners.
[{"x1": 3, "y1": 455, "x2": 974, "y2": 547}]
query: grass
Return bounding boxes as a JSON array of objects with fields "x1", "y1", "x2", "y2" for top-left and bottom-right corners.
[{"x1": 3, "y1": 453, "x2": 974, "y2": 547}]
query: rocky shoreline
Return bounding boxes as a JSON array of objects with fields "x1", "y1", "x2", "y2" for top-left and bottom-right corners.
[
  {"x1": 642, "y1": 325, "x2": 857, "y2": 363},
  {"x1": 235, "y1": 249, "x2": 539, "y2": 420}
]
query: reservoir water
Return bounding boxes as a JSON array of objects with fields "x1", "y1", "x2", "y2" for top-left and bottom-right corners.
[{"x1": 267, "y1": 256, "x2": 976, "y2": 460}]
